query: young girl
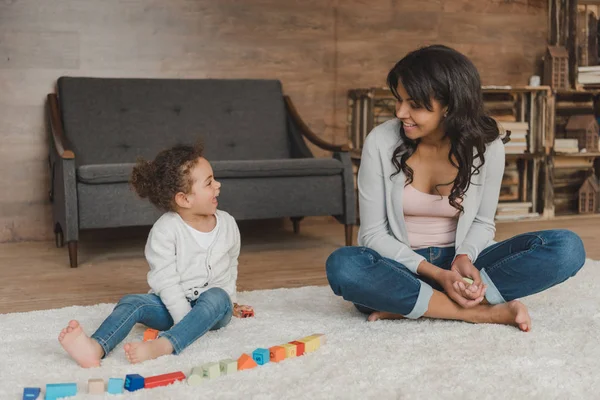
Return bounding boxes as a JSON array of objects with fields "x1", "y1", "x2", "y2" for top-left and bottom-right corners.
[
  {"x1": 326, "y1": 45, "x2": 586, "y2": 332},
  {"x1": 58, "y1": 143, "x2": 252, "y2": 367}
]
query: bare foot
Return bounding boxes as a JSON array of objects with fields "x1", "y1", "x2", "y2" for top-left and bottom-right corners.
[
  {"x1": 489, "y1": 300, "x2": 531, "y2": 332},
  {"x1": 58, "y1": 320, "x2": 103, "y2": 368},
  {"x1": 367, "y1": 311, "x2": 405, "y2": 322},
  {"x1": 124, "y1": 337, "x2": 174, "y2": 364}
]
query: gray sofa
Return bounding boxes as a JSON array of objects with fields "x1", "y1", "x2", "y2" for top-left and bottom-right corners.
[{"x1": 47, "y1": 78, "x2": 355, "y2": 267}]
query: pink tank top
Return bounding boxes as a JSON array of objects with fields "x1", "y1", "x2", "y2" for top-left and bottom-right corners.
[{"x1": 403, "y1": 184, "x2": 459, "y2": 249}]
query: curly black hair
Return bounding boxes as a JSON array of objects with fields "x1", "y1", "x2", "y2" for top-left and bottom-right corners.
[{"x1": 130, "y1": 142, "x2": 204, "y2": 211}]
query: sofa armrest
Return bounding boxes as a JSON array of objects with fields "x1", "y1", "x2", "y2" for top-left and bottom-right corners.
[
  {"x1": 284, "y1": 96, "x2": 350, "y2": 153},
  {"x1": 47, "y1": 94, "x2": 75, "y2": 159}
]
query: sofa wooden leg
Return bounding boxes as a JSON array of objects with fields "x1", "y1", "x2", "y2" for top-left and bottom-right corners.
[
  {"x1": 68, "y1": 241, "x2": 78, "y2": 268},
  {"x1": 291, "y1": 217, "x2": 303, "y2": 234},
  {"x1": 345, "y1": 224, "x2": 353, "y2": 246}
]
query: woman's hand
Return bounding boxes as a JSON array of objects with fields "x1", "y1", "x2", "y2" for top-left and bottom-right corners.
[
  {"x1": 437, "y1": 269, "x2": 485, "y2": 308},
  {"x1": 450, "y1": 255, "x2": 487, "y2": 303},
  {"x1": 233, "y1": 303, "x2": 254, "y2": 318}
]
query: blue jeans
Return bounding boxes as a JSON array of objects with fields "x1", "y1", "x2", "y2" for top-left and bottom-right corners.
[
  {"x1": 91, "y1": 287, "x2": 233, "y2": 356},
  {"x1": 326, "y1": 229, "x2": 586, "y2": 319}
]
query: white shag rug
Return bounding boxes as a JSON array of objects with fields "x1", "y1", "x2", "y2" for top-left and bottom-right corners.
[{"x1": 2, "y1": 260, "x2": 600, "y2": 400}]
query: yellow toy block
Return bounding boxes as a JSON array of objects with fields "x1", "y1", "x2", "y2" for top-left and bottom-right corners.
[
  {"x1": 299, "y1": 336, "x2": 319, "y2": 353},
  {"x1": 280, "y1": 343, "x2": 297, "y2": 358},
  {"x1": 463, "y1": 277, "x2": 474, "y2": 285},
  {"x1": 88, "y1": 378, "x2": 104, "y2": 394},
  {"x1": 309, "y1": 333, "x2": 327, "y2": 346}
]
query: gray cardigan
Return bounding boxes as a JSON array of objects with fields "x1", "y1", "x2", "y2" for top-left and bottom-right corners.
[{"x1": 357, "y1": 119, "x2": 505, "y2": 274}]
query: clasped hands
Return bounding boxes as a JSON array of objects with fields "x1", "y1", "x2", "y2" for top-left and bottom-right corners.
[{"x1": 436, "y1": 254, "x2": 487, "y2": 308}]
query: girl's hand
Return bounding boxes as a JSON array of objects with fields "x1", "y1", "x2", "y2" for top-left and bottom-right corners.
[
  {"x1": 437, "y1": 269, "x2": 485, "y2": 308},
  {"x1": 233, "y1": 303, "x2": 254, "y2": 318},
  {"x1": 451, "y1": 255, "x2": 487, "y2": 303}
]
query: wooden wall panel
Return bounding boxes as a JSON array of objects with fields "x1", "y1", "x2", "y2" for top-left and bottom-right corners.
[{"x1": 0, "y1": 0, "x2": 548, "y2": 242}]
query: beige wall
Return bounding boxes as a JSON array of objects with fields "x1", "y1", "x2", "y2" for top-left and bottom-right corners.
[{"x1": 0, "y1": 0, "x2": 548, "y2": 241}]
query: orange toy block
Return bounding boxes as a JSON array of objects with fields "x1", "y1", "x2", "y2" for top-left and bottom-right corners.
[
  {"x1": 269, "y1": 346, "x2": 286, "y2": 363},
  {"x1": 143, "y1": 328, "x2": 159, "y2": 341},
  {"x1": 144, "y1": 371, "x2": 186, "y2": 389},
  {"x1": 289, "y1": 341, "x2": 305, "y2": 356},
  {"x1": 238, "y1": 353, "x2": 258, "y2": 370}
]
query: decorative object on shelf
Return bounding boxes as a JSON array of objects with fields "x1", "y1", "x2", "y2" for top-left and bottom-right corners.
[
  {"x1": 578, "y1": 175, "x2": 599, "y2": 214},
  {"x1": 565, "y1": 114, "x2": 600, "y2": 152},
  {"x1": 544, "y1": 46, "x2": 570, "y2": 90}
]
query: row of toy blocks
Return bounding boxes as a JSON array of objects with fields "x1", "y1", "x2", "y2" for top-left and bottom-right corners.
[{"x1": 187, "y1": 359, "x2": 238, "y2": 385}]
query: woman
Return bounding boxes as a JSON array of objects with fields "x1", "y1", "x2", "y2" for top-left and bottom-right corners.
[{"x1": 326, "y1": 45, "x2": 586, "y2": 332}]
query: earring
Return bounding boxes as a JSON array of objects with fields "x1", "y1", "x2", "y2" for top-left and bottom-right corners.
[{"x1": 443, "y1": 111, "x2": 448, "y2": 118}]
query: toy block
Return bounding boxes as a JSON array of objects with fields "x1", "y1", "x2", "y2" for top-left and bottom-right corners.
[
  {"x1": 299, "y1": 336, "x2": 319, "y2": 353},
  {"x1": 241, "y1": 309, "x2": 254, "y2": 318},
  {"x1": 289, "y1": 341, "x2": 305, "y2": 356},
  {"x1": 220, "y1": 358, "x2": 238, "y2": 375},
  {"x1": 311, "y1": 333, "x2": 327, "y2": 346},
  {"x1": 22, "y1": 387, "x2": 40, "y2": 400},
  {"x1": 143, "y1": 328, "x2": 159, "y2": 341},
  {"x1": 463, "y1": 277, "x2": 474, "y2": 285},
  {"x1": 144, "y1": 371, "x2": 185, "y2": 389},
  {"x1": 87, "y1": 378, "x2": 104, "y2": 394},
  {"x1": 187, "y1": 367, "x2": 205, "y2": 386},
  {"x1": 269, "y1": 345, "x2": 286, "y2": 362},
  {"x1": 252, "y1": 348, "x2": 270, "y2": 365},
  {"x1": 45, "y1": 383, "x2": 77, "y2": 400},
  {"x1": 238, "y1": 353, "x2": 258, "y2": 370},
  {"x1": 124, "y1": 374, "x2": 144, "y2": 392},
  {"x1": 280, "y1": 343, "x2": 297, "y2": 358},
  {"x1": 201, "y1": 362, "x2": 221, "y2": 379},
  {"x1": 107, "y1": 378, "x2": 124, "y2": 394}
]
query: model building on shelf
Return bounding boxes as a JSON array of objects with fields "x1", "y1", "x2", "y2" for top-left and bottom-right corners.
[
  {"x1": 565, "y1": 115, "x2": 599, "y2": 152},
  {"x1": 578, "y1": 176, "x2": 599, "y2": 214}
]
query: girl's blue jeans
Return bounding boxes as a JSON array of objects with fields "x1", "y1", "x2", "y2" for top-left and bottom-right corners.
[
  {"x1": 326, "y1": 230, "x2": 586, "y2": 319},
  {"x1": 91, "y1": 287, "x2": 232, "y2": 356}
]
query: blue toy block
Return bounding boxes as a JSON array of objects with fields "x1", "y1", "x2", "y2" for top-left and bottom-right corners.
[
  {"x1": 252, "y1": 348, "x2": 270, "y2": 366},
  {"x1": 124, "y1": 374, "x2": 145, "y2": 392},
  {"x1": 45, "y1": 383, "x2": 77, "y2": 400},
  {"x1": 107, "y1": 378, "x2": 124, "y2": 394},
  {"x1": 23, "y1": 387, "x2": 40, "y2": 400}
]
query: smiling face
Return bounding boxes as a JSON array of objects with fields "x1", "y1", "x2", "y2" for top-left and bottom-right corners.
[
  {"x1": 394, "y1": 81, "x2": 447, "y2": 142},
  {"x1": 176, "y1": 157, "x2": 221, "y2": 216}
]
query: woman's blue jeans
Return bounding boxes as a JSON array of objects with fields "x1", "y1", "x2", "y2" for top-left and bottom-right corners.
[
  {"x1": 91, "y1": 287, "x2": 232, "y2": 356},
  {"x1": 326, "y1": 230, "x2": 586, "y2": 319}
]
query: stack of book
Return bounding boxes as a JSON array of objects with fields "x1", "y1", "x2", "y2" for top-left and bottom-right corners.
[
  {"x1": 495, "y1": 202, "x2": 539, "y2": 221},
  {"x1": 497, "y1": 121, "x2": 529, "y2": 154},
  {"x1": 554, "y1": 138, "x2": 580, "y2": 153},
  {"x1": 577, "y1": 66, "x2": 600, "y2": 88}
]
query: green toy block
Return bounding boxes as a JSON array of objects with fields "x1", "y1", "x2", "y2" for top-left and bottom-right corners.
[
  {"x1": 219, "y1": 359, "x2": 238, "y2": 375},
  {"x1": 187, "y1": 367, "x2": 205, "y2": 386},
  {"x1": 462, "y1": 277, "x2": 474, "y2": 285},
  {"x1": 202, "y1": 362, "x2": 221, "y2": 379}
]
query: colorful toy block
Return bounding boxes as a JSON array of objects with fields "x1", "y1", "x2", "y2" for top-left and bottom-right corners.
[
  {"x1": 144, "y1": 371, "x2": 186, "y2": 389},
  {"x1": 238, "y1": 353, "x2": 258, "y2": 370},
  {"x1": 299, "y1": 336, "x2": 319, "y2": 353},
  {"x1": 124, "y1": 374, "x2": 144, "y2": 392},
  {"x1": 143, "y1": 328, "x2": 159, "y2": 341},
  {"x1": 311, "y1": 333, "x2": 327, "y2": 345},
  {"x1": 252, "y1": 348, "x2": 270, "y2": 365},
  {"x1": 45, "y1": 383, "x2": 77, "y2": 400},
  {"x1": 219, "y1": 359, "x2": 238, "y2": 375},
  {"x1": 463, "y1": 277, "x2": 474, "y2": 285},
  {"x1": 269, "y1": 346, "x2": 286, "y2": 362},
  {"x1": 187, "y1": 367, "x2": 205, "y2": 386},
  {"x1": 22, "y1": 387, "x2": 40, "y2": 400},
  {"x1": 87, "y1": 378, "x2": 104, "y2": 394},
  {"x1": 289, "y1": 341, "x2": 305, "y2": 356},
  {"x1": 201, "y1": 362, "x2": 221, "y2": 379},
  {"x1": 241, "y1": 309, "x2": 255, "y2": 318},
  {"x1": 280, "y1": 343, "x2": 297, "y2": 358},
  {"x1": 107, "y1": 378, "x2": 124, "y2": 395}
]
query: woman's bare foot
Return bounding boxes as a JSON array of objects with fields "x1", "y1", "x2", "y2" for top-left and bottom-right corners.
[
  {"x1": 124, "y1": 337, "x2": 174, "y2": 364},
  {"x1": 367, "y1": 311, "x2": 406, "y2": 322},
  {"x1": 487, "y1": 300, "x2": 531, "y2": 332},
  {"x1": 58, "y1": 320, "x2": 104, "y2": 368}
]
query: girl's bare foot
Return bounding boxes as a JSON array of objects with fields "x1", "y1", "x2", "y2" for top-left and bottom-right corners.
[
  {"x1": 58, "y1": 320, "x2": 104, "y2": 368},
  {"x1": 124, "y1": 337, "x2": 174, "y2": 364},
  {"x1": 486, "y1": 300, "x2": 531, "y2": 332},
  {"x1": 367, "y1": 311, "x2": 405, "y2": 322}
]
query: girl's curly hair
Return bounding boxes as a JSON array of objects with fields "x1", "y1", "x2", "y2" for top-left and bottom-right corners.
[{"x1": 130, "y1": 142, "x2": 204, "y2": 211}]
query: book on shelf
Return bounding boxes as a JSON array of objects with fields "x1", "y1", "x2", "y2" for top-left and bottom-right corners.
[{"x1": 554, "y1": 138, "x2": 579, "y2": 154}]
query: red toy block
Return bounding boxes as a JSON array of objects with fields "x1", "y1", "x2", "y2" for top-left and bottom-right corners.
[
  {"x1": 144, "y1": 371, "x2": 186, "y2": 389},
  {"x1": 241, "y1": 309, "x2": 254, "y2": 318},
  {"x1": 269, "y1": 346, "x2": 286, "y2": 362},
  {"x1": 143, "y1": 328, "x2": 159, "y2": 341},
  {"x1": 238, "y1": 353, "x2": 258, "y2": 370},
  {"x1": 289, "y1": 341, "x2": 305, "y2": 356}
]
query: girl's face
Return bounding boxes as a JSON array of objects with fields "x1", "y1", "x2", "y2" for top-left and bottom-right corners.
[
  {"x1": 394, "y1": 81, "x2": 447, "y2": 142},
  {"x1": 183, "y1": 157, "x2": 221, "y2": 215}
]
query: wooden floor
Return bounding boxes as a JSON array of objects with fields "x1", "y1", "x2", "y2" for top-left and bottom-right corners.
[{"x1": 1, "y1": 216, "x2": 598, "y2": 314}]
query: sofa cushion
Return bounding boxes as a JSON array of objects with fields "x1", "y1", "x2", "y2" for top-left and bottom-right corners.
[
  {"x1": 77, "y1": 158, "x2": 343, "y2": 184},
  {"x1": 58, "y1": 77, "x2": 291, "y2": 165}
]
